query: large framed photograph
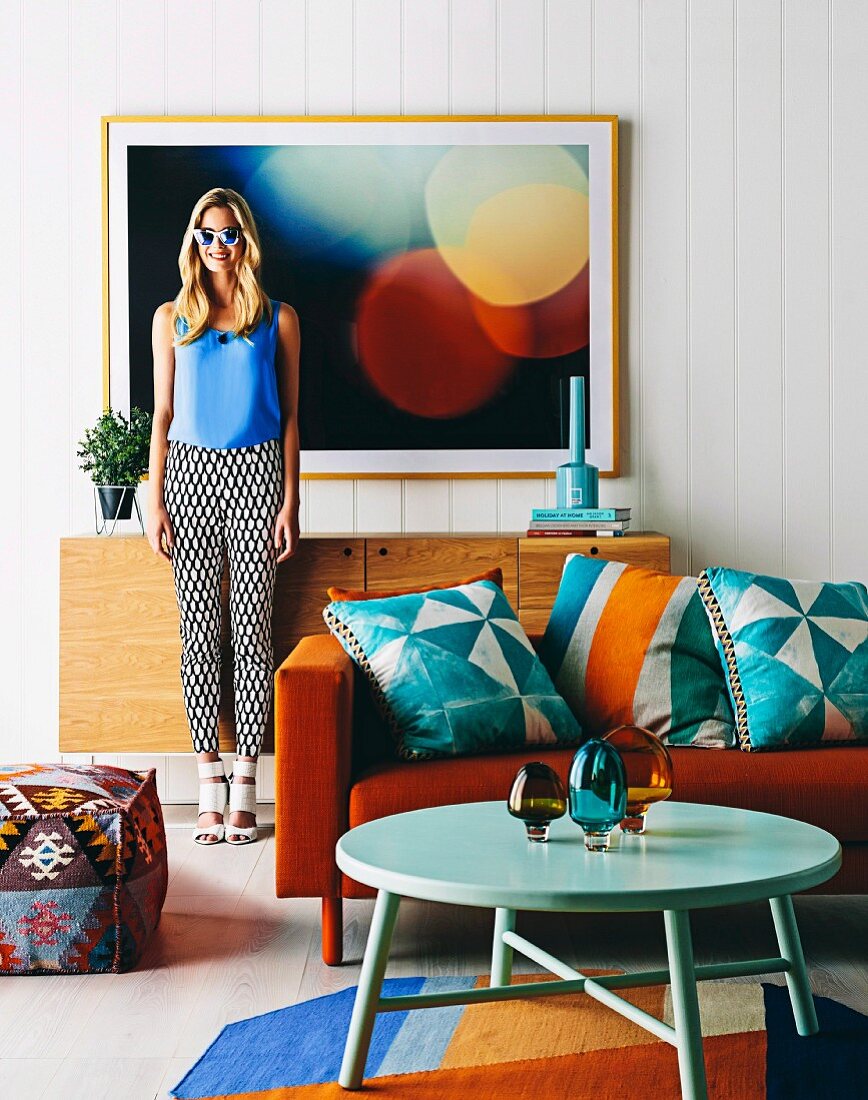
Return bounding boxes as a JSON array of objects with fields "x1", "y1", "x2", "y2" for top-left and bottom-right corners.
[{"x1": 103, "y1": 115, "x2": 619, "y2": 477}]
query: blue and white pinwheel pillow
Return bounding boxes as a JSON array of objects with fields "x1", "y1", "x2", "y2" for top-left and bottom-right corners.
[
  {"x1": 698, "y1": 566, "x2": 868, "y2": 751},
  {"x1": 324, "y1": 579, "x2": 583, "y2": 760}
]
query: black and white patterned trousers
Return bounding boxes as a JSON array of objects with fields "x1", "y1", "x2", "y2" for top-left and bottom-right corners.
[{"x1": 163, "y1": 437, "x2": 284, "y2": 757}]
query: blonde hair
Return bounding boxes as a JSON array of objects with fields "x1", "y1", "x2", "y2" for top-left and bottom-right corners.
[{"x1": 172, "y1": 187, "x2": 273, "y2": 347}]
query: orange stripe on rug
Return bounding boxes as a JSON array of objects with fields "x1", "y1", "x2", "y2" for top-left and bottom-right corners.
[
  {"x1": 229, "y1": 1031, "x2": 766, "y2": 1099},
  {"x1": 584, "y1": 568, "x2": 682, "y2": 733},
  {"x1": 441, "y1": 972, "x2": 664, "y2": 1067}
]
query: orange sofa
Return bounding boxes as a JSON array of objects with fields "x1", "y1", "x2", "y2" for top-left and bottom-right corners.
[{"x1": 274, "y1": 634, "x2": 868, "y2": 965}]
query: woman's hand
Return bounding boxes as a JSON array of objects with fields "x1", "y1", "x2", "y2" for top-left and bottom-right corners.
[
  {"x1": 147, "y1": 503, "x2": 175, "y2": 561},
  {"x1": 274, "y1": 505, "x2": 300, "y2": 563}
]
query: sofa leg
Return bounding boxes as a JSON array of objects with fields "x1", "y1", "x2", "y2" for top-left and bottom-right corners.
[{"x1": 322, "y1": 896, "x2": 344, "y2": 966}]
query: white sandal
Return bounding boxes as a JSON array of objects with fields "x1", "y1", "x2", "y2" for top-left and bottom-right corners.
[
  {"x1": 194, "y1": 759, "x2": 228, "y2": 845},
  {"x1": 226, "y1": 759, "x2": 258, "y2": 845}
]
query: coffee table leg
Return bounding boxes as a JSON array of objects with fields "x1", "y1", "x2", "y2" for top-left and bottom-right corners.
[
  {"x1": 664, "y1": 909, "x2": 708, "y2": 1100},
  {"x1": 769, "y1": 894, "x2": 818, "y2": 1036},
  {"x1": 339, "y1": 889, "x2": 401, "y2": 1090},
  {"x1": 490, "y1": 907, "x2": 516, "y2": 987}
]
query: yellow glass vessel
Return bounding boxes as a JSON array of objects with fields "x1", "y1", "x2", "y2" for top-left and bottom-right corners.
[
  {"x1": 507, "y1": 761, "x2": 567, "y2": 843},
  {"x1": 603, "y1": 725, "x2": 673, "y2": 834}
]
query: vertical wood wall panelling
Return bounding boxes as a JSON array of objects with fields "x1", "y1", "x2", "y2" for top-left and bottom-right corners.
[
  {"x1": 354, "y1": 0, "x2": 401, "y2": 114},
  {"x1": 403, "y1": 480, "x2": 451, "y2": 533},
  {"x1": 498, "y1": 0, "x2": 545, "y2": 115},
  {"x1": 307, "y1": 0, "x2": 354, "y2": 114},
  {"x1": 450, "y1": 0, "x2": 497, "y2": 115},
  {"x1": 166, "y1": 0, "x2": 214, "y2": 115},
  {"x1": 306, "y1": 479, "x2": 355, "y2": 532},
  {"x1": 686, "y1": 1, "x2": 737, "y2": 574},
  {"x1": 261, "y1": 0, "x2": 306, "y2": 115},
  {"x1": 0, "y1": 1, "x2": 22, "y2": 760},
  {"x1": 258, "y1": 753, "x2": 276, "y2": 802},
  {"x1": 402, "y1": 0, "x2": 449, "y2": 114},
  {"x1": 591, "y1": 0, "x2": 642, "y2": 529},
  {"x1": 92, "y1": 754, "x2": 120, "y2": 768},
  {"x1": 783, "y1": 0, "x2": 832, "y2": 581},
  {"x1": 639, "y1": 0, "x2": 689, "y2": 574},
  {"x1": 214, "y1": 0, "x2": 261, "y2": 115},
  {"x1": 356, "y1": 479, "x2": 403, "y2": 532},
  {"x1": 830, "y1": 1, "x2": 868, "y2": 584},
  {"x1": 545, "y1": 0, "x2": 593, "y2": 114},
  {"x1": 734, "y1": 0, "x2": 784, "y2": 576},
  {"x1": 22, "y1": 1, "x2": 71, "y2": 761},
  {"x1": 167, "y1": 753, "x2": 202, "y2": 803},
  {"x1": 71, "y1": 1, "x2": 116, "y2": 535},
  {"x1": 451, "y1": 480, "x2": 499, "y2": 532},
  {"x1": 118, "y1": 0, "x2": 165, "y2": 113},
  {"x1": 499, "y1": 479, "x2": 544, "y2": 533}
]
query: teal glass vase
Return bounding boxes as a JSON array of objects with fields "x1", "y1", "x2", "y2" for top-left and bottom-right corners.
[
  {"x1": 556, "y1": 376, "x2": 599, "y2": 509},
  {"x1": 568, "y1": 739, "x2": 627, "y2": 852}
]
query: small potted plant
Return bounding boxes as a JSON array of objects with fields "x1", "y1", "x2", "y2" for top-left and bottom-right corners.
[{"x1": 77, "y1": 407, "x2": 152, "y2": 532}]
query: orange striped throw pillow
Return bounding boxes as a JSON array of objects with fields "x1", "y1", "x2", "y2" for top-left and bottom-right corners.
[{"x1": 539, "y1": 555, "x2": 735, "y2": 747}]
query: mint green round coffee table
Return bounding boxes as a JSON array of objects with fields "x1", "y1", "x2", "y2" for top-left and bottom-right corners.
[{"x1": 335, "y1": 800, "x2": 841, "y2": 1100}]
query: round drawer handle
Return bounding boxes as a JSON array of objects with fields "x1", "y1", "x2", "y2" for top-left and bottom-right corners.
[
  {"x1": 378, "y1": 547, "x2": 388, "y2": 557},
  {"x1": 589, "y1": 546, "x2": 599, "y2": 556},
  {"x1": 343, "y1": 547, "x2": 353, "y2": 557}
]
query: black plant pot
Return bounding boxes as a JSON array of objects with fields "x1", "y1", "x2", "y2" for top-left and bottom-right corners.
[{"x1": 97, "y1": 485, "x2": 137, "y2": 521}]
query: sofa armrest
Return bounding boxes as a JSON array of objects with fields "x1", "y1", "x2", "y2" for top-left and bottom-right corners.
[{"x1": 274, "y1": 634, "x2": 354, "y2": 899}]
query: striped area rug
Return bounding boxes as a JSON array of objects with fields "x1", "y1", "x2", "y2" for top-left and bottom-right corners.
[{"x1": 170, "y1": 971, "x2": 867, "y2": 1098}]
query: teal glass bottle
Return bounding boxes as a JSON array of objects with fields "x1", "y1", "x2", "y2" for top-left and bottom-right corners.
[
  {"x1": 556, "y1": 376, "x2": 599, "y2": 509},
  {"x1": 568, "y1": 739, "x2": 627, "y2": 852}
]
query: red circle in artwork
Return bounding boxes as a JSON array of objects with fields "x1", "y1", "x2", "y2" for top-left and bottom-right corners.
[
  {"x1": 356, "y1": 248, "x2": 517, "y2": 419},
  {"x1": 471, "y1": 261, "x2": 591, "y2": 360}
]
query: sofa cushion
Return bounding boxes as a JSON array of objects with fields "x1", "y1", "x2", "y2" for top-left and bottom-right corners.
[
  {"x1": 325, "y1": 579, "x2": 583, "y2": 760},
  {"x1": 349, "y1": 746, "x2": 868, "y2": 842},
  {"x1": 699, "y1": 566, "x2": 868, "y2": 751},
  {"x1": 540, "y1": 556, "x2": 735, "y2": 747}
]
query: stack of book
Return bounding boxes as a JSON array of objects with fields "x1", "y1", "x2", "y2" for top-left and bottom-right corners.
[{"x1": 527, "y1": 507, "x2": 631, "y2": 538}]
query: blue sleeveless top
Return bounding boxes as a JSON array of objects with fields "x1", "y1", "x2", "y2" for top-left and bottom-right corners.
[{"x1": 167, "y1": 299, "x2": 282, "y2": 450}]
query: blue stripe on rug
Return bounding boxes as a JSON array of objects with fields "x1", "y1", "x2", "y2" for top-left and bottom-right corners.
[
  {"x1": 764, "y1": 983, "x2": 868, "y2": 1099},
  {"x1": 374, "y1": 974, "x2": 478, "y2": 1077},
  {"x1": 170, "y1": 976, "x2": 426, "y2": 1099}
]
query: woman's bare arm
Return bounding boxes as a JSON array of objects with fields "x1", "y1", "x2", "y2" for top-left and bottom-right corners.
[
  {"x1": 147, "y1": 302, "x2": 177, "y2": 558},
  {"x1": 273, "y1": 302, "x2": 301, "y2": 562}
]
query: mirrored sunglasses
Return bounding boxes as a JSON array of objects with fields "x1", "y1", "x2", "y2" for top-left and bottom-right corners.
[{"x1": 193, "y1": 227, "x2": 243, "y2": 247}]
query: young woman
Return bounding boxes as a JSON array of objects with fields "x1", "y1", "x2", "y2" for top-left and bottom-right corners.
[{"x1": 146, "y1": 186, "x2": 300, "y2": 845}]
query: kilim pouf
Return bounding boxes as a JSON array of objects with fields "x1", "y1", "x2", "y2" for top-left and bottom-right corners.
[{"x1": 0, "y1": 763, "x2": 167, "y2": 974}]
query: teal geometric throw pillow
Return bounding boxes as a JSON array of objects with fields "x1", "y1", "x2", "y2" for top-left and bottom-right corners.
[
  {"x1": 698, "y1": 566, "x2": 868, "y2": 751},
  {"x1": 323, "y1": 579, "x2": 584, "y2": 760}
]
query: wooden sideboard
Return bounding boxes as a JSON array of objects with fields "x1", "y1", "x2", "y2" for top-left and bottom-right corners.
[{"x1": 59, "y1": 531, "x2": 669, "y2": 752}]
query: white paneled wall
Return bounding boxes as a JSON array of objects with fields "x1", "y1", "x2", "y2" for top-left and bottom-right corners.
[{"x1": 2, "y1": 1, "x2": 867, "y2": 798}]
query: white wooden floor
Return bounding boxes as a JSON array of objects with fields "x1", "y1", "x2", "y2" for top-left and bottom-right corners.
[{"x1": 1, "y1": 809, "x2": 866, "y2": 1100}]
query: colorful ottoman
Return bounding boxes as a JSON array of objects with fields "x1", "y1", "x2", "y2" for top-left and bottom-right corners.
[{"x1": 0, "y1": 762, "x2": 168, "y2": 974}]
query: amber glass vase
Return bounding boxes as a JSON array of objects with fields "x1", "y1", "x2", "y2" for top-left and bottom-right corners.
[
  {"x1": 507, "y1": 762, "x2": 567, "y2": 842},
  {"x1": 603, "y1": 725, "x2": 673, "y2": 834}
]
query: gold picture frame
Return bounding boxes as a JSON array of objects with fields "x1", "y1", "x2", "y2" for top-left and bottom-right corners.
[{"x1": 102, "y1": 114, "x2": 619, "y2": 479}]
